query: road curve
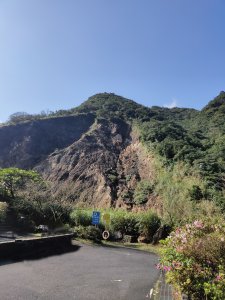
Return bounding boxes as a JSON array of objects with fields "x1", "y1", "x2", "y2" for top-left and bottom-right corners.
[{"x1": 0, "y1": 242, "x2": 160, "y2": 300}]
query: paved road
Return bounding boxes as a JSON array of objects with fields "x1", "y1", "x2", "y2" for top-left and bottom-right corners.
[{"x1": 0, "y1": 242, "x2": 159, "y2": 300}]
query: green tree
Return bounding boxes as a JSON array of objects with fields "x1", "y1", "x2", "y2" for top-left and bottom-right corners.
[
  {"x1": 0, "y1": 202, "x2": 8, "y2": 223},
  {"x1": 138, "y1": 211, "x2": 161, "y2": 242},
  {"x1": 0, "y1": 168, "x2": 41, "y2": 199},
  {"x1": 134, "y1": 180, "x2": 154, "y2": 205}
]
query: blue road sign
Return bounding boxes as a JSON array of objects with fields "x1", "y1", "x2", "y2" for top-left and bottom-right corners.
[{"x1": 92, "y1": 211, "x2": 101, "y2": 225}]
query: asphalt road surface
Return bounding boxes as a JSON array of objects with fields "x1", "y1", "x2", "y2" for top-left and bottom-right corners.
[{"x1": 0, "y1": 242, "x2": 160, "y2": 300}]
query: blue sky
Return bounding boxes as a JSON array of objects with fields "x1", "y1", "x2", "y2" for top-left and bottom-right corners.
[{"x1": 0, "y1": 0, "x2": 225, "y2": 122}]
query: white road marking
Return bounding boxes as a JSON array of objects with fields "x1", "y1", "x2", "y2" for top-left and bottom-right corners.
[
  {"x1": 149, "y1": 288, "x2": 153, "y2": 298},
  {"x1": 111, "y1": 279, "x2": 122, "y2": 282}
]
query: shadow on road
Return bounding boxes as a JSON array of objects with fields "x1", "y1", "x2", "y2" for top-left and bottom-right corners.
[
  {"x1": 0, "y1": 243, "x2": 81, "y2": 266},
  {"x1": 22, "y1": 242, "x2": 81, "y2": 260}
]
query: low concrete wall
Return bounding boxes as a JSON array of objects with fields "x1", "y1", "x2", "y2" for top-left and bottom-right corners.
[{"x1": 0, "y1": 234, "x2": 74, "y2": 260}]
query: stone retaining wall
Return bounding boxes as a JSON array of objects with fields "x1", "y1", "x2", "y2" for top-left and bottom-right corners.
[{"x1": 0, "y1": 234, "x2": 74, "y2": 260}]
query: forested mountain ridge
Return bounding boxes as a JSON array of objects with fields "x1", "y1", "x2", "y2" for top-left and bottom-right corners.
[{"x1": 0, "y1": 92, "x2": 224, "y2": 221}]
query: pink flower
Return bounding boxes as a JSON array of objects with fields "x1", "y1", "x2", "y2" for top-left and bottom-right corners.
[
  {"x1": 172, "y1": 261, "x2": 182, "y2": 268},
  {"x1": 175, "y1": 228, "x2": 181, "y2": 236},
  {"x1": 163, "y1": 266, "x2": 172, "y2": 272},
  {"x1": 193, "y1": 220, "x2": 204, "y2": 229},
  {"x1": 155, "y1": 263, "x2": 161, "y2": 270},
  {"x1": 215, "y1": 275, "x2": 222, "y2": 281},
  {"x1": 176, "y1": 246, "x2": 184, "y2": 252}
]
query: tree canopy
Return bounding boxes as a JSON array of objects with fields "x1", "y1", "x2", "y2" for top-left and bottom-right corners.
[{"x1": 0, "y1": 168, "x2": 41, "y2": 199}]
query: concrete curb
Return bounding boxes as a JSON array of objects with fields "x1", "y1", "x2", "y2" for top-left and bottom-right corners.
[
  {"x1": 150, "y1": 271, "x2": 173, "y2": 299},
  {"x1": 0, "y1": 233, "x2": 74, "y2": 260}
]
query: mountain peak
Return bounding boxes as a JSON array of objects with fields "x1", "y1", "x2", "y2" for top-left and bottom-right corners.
[
  {"x1": 84, "y1": 92, "x2": 139, "y2": 106},
  {"x1": 202, "y1": 91, "x2": 225, "y2": 112},
  {"x1": 75, "y1": 92, "x2": 145, "y2": 119}
]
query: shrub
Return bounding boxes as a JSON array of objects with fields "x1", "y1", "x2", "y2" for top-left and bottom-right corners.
[
  {"x1": 110, "y1": 211, "x2": 139, "y2": 236},
  {"x1": 16, "y1": 181, "x2": 73, "y2": 227},
  {"x1": 52, "y1": 223, "x2": 72, "y2": 234},
  {"x1": 70, "y1": 209, "x2": 92, "y2": 227},
  {"x1": 42, "y1": 201, "x2": 72, "y2": 225},
  {"x1": 189, "y1": 185, "x2": 203, "y2": 201},
  {"x1": 0, "y1": 202, "x2": 7, "y2": 223},
  {"x1": 159, "y1": 219, "x2": 225, "y2": 299},
  {"x1": 0, "y1": 168, "x2": 41, "y2": 199},
  {"x1": 125, "y1": 175, "x2": 132, "y2": 182},
  {"x1": 74, "y1": 225, "x2": 102, "y2": 243},
  {"x1": 134, "y1": 180, "x2": 154, "y2": 205},
  {"x1": 12, "y1": 196, "x2": 72, "y2": 228},
  {"x1": 107, "y1": 174, "x2": 118, "y2": 185},
  {"x1": 213, "y1": 192, "x2": 225, "y2": 213},
  {"x1": 191, "y1": 200, "x2": 222, "y2": 222},
  {"x1": 137, "y1": 211, "x2": 161, "y2": 242},
  {"x1": 12, "y1": 198, "x2": 42, "y2": 224}
]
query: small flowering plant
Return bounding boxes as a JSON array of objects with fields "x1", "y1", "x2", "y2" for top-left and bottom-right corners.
[{"x1": 158, "y1": 219, "x2": 225, "y2": 299}]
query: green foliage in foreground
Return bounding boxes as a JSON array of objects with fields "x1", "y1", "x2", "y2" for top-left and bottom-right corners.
[
  {"x1": 18, "y1": 186, "x2": 72, "y2": 228},
  {"x1": 73, "y1": 225, "x2": 102, "y2": 243},
  {"x1": 0, "y1": 202, "x2": 7, "y2": 223},
  {"x1": 137, "y1": 211, "x2": 161, "y2": 241},
  {"x1": 0, "y1": 168, "x2": 73, "y2": 229},
  {"x1": 159, "y1": 219, "x2": 225, "y2": 299},
  {"x1": 13, "y1": 196, "x2": 72, "y2": 228},
  {"x1": 70, "y1": 209, "x2": 93, "y2": 227},
  {"x1": 108, "y1": 209, "x2": 162, "y2": 241},
  {"x1": 0, "y1": 168, "x2": 41, "y2": 199},
  {"x1": 109, "y1": 210, "x2": 139, "y2": 236},
  {"x1": 70, "y1": 209, "x2": 162, "y2": 242}
]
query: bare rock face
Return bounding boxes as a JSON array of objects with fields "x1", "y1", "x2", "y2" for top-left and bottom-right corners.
[
  {"x1": 0, "y1": 114, "x2": 95, "y2": 169},
  {"x1": 34, "y1": 117, "x2": 159, "y2": 209},
  {"x1": 115, "y1": 140, "x2": 158, "y2": 210},
  {"x1": 0, "y1": 110, "x2": 159, "y2": 209},
  {"x1": 35, "y1": 117, "x2": 132, "y2": 207}
]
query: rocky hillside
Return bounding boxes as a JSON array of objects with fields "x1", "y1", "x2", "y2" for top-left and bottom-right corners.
[
  {"x1": 0, "y1": 92, "x2": 224, "y2": 213},
  {"x1": 0, "y1": 114, "x2": 95, "y2": 169}
]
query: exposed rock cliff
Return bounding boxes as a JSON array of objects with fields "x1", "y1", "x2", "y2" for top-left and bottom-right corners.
[
  {"x1": 0, "y1": 103, "x2": 158, "y2": 209},
  {"x1": 35, "y1": 117, "x2": 132, "y2": 207},
  {"x1": 0, "y1": 114, "x2": 95, "y2": 169},
  {"x1": 1, "y1": 92, "x2": 223, "y2": 210},
  {"x1": 34, "y1": 118, "x2": 159, "y2": 209}
]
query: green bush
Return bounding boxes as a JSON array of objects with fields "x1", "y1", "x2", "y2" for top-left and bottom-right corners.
[
  {"x1": 134, "y1": 180, "x2": 154, "y2": 205},
  {"x1": 13, "y1": 196, "x2": 72, "y2": 228},
  {"x1": 159, "y1": 219, "x2": 225, "y2": 299},
  {"x1": 0, "y1": 202, "x2": 8, "y2": 223},
  {"x1": 107, "y1": 174, "x2": 118, "y2": 185},
  {"x1": 74, "y1": 225, "x2": 102, "y2": 243},
  {"x1": 13, "y1": 198, "x2": 42, "y2": 224},
  {"x1": 213, "y1": 192, "x2": 225, "y2": 213},
  {"x1": 137, "y1": 211, "x2": 161, "y2": 241},
  {"x1": 110, "y1": 211, "x2": 139, "y2": 236},
  {"x1": 70, "y1": 209, "x2": 92, "y2": 227},
  {"x1": 189, "y1": 185, "x2": 203, "y2": 201},
  {"x1": 41, "y1": 201, "x2": 72, "y2": 225},
  {"x1": 53, "y1": 223, "x2": 72, "y2": 234},
  {"x1": 125, "y1": 175, "x2": 132, "y2": 182},
  {"x1": 0, "y1": 168, "x2": 41, "y2": 199}
]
